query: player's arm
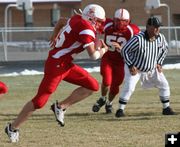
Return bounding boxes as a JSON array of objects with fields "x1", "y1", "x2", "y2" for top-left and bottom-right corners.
[
  {"x1": 49, "y1": 18, "x2": 67, "y2": 48},
  {"x1": 157, "y1": 34, "x2": 168, "y2": 66},
  {"x1": 129, "y1": 65, "x2": 138, "y2": 75},
  {"x1": 86, "y1": 40, "x2": 108, "y2": 60},
  {"x1": 121, "y1": 36, "x2": 139, "y2": 66}
]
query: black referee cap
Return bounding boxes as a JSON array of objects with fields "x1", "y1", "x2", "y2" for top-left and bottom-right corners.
[{"x1": 147, "y1": 16, "x2": 162, "y2": 27}]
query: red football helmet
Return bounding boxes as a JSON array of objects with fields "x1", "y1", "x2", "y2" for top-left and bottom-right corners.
[{"x1": 114, "y1": 8, "x2": 130, "y2": 32}]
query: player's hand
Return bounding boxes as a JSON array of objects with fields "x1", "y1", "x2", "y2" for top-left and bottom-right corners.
[
  {"x1": 157, "y1": 64, "x2": 162, "y2": 73},
  {"x1": 129, "y1": 66, "x2": 138, "y2": 75},
  {"x1": 111, "y1": 42, "x2": 122, "y2": 52}
]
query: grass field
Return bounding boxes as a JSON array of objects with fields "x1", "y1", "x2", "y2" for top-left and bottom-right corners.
[{"x1": 0, "y1": 70, "x2": 179, "y2": 147}]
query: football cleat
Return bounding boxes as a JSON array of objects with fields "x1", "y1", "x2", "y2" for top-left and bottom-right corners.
[
  {"x1": 105, "y1": 104, "x2": 113, "y2": 114},
  {"x1": 92, "y1": 97, "x2": 106, "y2": 112},
  {"x1": 5, "y1": 123, "x2": 19, "y2": 143},
  {"x1": 51, "y1": 101, "x2": 66, "y2": 127},
  {"x1": 115, "y1": 109, "x2": 125, "y2": 117},
  {"x1": 162, "y1": 107, "x2": 175, "y2": 115}
]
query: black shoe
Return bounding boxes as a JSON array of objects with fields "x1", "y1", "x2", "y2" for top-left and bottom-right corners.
[
  {"x1": 92, "y1": 98, "x2": 106, "y2": 112},
  {"x1": 162, "y1": 107, "x2": 175, "y2": 115},
  {"x1": 115, "y1": 109, "x2": 125, "y2": 117},
  {"x1": 105, "y1": 104, "x2": 113, "y2": 114}
]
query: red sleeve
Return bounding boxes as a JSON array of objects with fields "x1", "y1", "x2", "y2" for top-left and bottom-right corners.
[
  {"x1": 79, "y1": 33, "x2": 95, "y2": 45},
  {"x1": 76, "y1": 21, "x2": 96, "y2": 45},
  {"x1": 130, "y1": 24, "x2": 140, "y2": 35}
]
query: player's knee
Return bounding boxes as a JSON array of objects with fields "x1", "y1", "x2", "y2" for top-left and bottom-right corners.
[
  {"x1": 34, "y1": 102, "x2": 44, "y2": 109},
  {"x1": 102, "y1": 79, "x2": 111, "y2": 87},
  {"x1": 0, "y1": 82, "x2": 8, "y2": 94},
  {"x1": 32, "y1": 99, "x2": 47, "y2": 109},
  {"x1": 90, "y1": 83, "x2": 99, "y2": 91},
  {"x1": 32, "y1": 83, "x2": 57, "y2": 109},
  {"x1": 32, "y1": 94, "x2": 50, "y2": 109},
  {"x1": 86, "y1": 78, "x2": 99, "y2": 91}
]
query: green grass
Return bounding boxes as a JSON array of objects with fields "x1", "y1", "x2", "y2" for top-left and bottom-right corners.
[{"x1": 0, "y1": 70, "x2": 179, "y2": 147}]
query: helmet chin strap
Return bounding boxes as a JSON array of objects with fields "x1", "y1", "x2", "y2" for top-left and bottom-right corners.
[{"x1": 87, "y1": 18, "x2": 97, "y2": 31}]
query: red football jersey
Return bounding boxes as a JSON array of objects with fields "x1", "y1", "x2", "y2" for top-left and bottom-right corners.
[
  {"x1": 50, "y1": 15, "x2": 96, "y2": 61},
  {"x1": 103, "y1": 18, "x2": 140, "y2": 62}
]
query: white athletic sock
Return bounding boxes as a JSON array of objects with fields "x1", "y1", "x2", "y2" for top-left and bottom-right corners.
[
  {"x1": 162, "y1": 102, "x2": 170, "y2": 109},
  {"x1": 106, "y1": 100, "x2": 112, "y2": 105},
  {"x1": 119, "y1": 104, "x2": 126, "y2": 110}
]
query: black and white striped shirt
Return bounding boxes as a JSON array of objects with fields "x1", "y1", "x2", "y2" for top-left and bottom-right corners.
[{"x1": 121, "y1": 31, "x2": 168, "y2": 72}]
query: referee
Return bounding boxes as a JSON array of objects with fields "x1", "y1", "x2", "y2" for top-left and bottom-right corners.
[{"x1": 115, "y1": 16, "x2": 175, "y2": 117}]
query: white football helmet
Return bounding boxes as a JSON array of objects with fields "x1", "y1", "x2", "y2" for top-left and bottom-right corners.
[
  {"x1": 82, "y1": 4, "x2": 106, "y2": 31},
  {"x1": 114, "y1": 8, "x2": 130, "y2": 20},
  {"x1": 114, "y1": 8, "x2": 130, "y2": 32}
]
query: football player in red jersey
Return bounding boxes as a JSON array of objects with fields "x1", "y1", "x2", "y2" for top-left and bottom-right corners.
[
  {"x1": 5, "y1": 4, "x2": 108, "y2": 143},
  {"x1": 0, "y1": 81, "x2": 8, "y2": 96},
  {"x1": 92, "y1": 8, "x2": 140, "y2": 114}
]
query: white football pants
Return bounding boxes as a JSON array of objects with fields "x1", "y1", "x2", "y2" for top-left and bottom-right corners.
[{"x1": 119, "y1": 64, "x2": 170, "y2": 102}]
